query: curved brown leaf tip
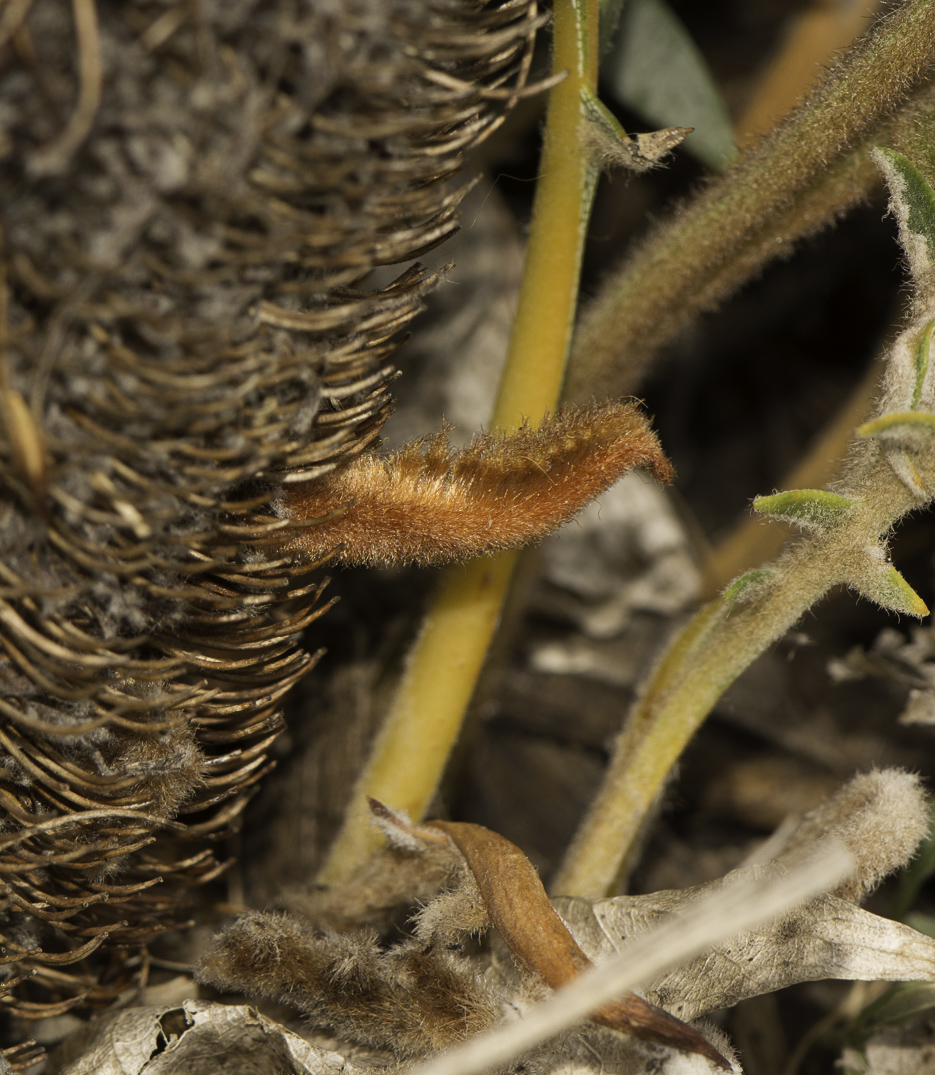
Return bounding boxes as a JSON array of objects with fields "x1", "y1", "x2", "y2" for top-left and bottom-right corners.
[
  {"x1": 280, "y1": 400, "x2": 673, "y2": 567},
  {"x1": 422, "y1": 817, "x2": 729, "y2": 1071},
  {"x1": 595, "y1": 997, "x2": 732, "y2": 1071}
]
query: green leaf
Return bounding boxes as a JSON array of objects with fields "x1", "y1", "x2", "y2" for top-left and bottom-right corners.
[
  {"x1": 875, "y1": 149, "x2": 935, "y2": 266},
  {"x1": 847, "y1": 560, "x2": 929, "y2": 618},
  {"x1": 858, "y1": 410, "x2": 935, "y2": 439},
  {"x1": 752, "y1": 489, "x2": 856, "y2": 530},
  {"x1": 722, "y1": 568, "x2": 772, "y2": 605},
  {"x1": 911, "y1": 320, "x2": 934, "y2": 410},
  {"x1": 601, "y1": 0, "x2": 736, "y2": 171}
]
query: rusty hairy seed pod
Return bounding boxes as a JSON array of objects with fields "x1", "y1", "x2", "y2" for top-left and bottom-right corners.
[{"x1": 0, "y1": 0, "x2": 539, "y2": 1025}]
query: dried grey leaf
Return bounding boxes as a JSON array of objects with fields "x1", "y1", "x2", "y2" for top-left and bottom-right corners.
[
  {"x1": 826, "y1": 626, "x2": 935, "y2": 725},
  {"x1": 901, "y1": 688, "x2": 935, "y2": 725},
  {"x1": 769, "y1": 768, "x2": 930, "y2": 902},
  {"x1": 555, "y1": 868, "x2": 935, "y2": 1023},
  {"x1": 409, "y1": 845, "x2": 852, "y2": 1075},
  {"x1": 828, "y1": 625, "x2": 935, "y2": 692},
  {"x1": 526, "y1": 1021, "x2": 740, "y2": 1075},
  {"x1": 52, "y1": 1000, "x2": 367, "y2": 1075},
  {"x1": 537, "y1": 472, "x2": 700, "y2": 640}
]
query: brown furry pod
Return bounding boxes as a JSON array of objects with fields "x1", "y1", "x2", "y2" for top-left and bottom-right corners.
[
  {"x1": 198, "y1": 909, "x2": 502, "y2": 1058},
  {"x1": 280, "y1": 401, "x2": 673, "y2": 567},
  {"x1": 0, "y1": 0, "x2": 543, "y2": 1025}
]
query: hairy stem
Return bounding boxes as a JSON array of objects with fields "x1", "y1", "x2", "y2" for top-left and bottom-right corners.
[
  {"x1": 553, "y1": 439, "x2": 932, "y2": 897},
  {"x1": 557, "y1": 143, "x2": 935, "y2": 893},
  {"x1": 318, "y1": 0, "x2": 600, "y2": 886},
  {"x1": 565, "y1": 0, "x2": 935, "y2": 402},
  {"x1": 554, "y1": 457, "x2": 924, "y2": 894}
]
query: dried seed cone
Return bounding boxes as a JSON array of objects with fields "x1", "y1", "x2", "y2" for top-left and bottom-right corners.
[{"x1": 0, "y1": 0, "x2": 537, "y2": 1020}]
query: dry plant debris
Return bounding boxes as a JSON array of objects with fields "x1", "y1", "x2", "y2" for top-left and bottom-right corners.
[
  {"x1": 195, "y1": 773, "x2": 935, "y2": 1075},
  {"x1": 0, "y1": 0, "x2": 549, "y2": 1022},
  {"x1": 50, "y1": 1000, "x2": 363, "y2": 1075},
  {"x1": 7, "y1": 0, "x2": 935, "y2": 1072}
]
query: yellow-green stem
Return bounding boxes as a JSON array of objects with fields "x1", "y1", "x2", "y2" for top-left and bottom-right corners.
[
  {"x1": 552, "y1": 449, "x2": 931, "y2": 898},
  {"x1": 565, "y1": 0, "x2": 935, "y2": 402},
  {"x1": 552, "y1": 574, "x2": 828, "y2": 898},
  {"x1": 493, "y1": 0, "x2": 598, "y2": 431},
  {"x1": 317, "y1": 0, "x2": 600, "y2": 886}
]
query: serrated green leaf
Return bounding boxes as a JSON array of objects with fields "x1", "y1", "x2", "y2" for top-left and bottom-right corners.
[
  {"x1": 849, "y1": 561, "x2": 929, "y2": 618},
  {"x1": 752, "y1": 489, "x2": 856, "y2": 530},
  {"x1": 601, "y1": 0, "x2": 736, "y2": 171},
  {"x1": 911, "y1": 320, "x2": 934, "y2": 410},
  {"x1": 722, "y1": 568, "x2": 772, "y2": 604},
  {"x1": 877, "y1": 148, "x2": 935, "y2": 265},
  {"x1": 858, "y1": 410, "x2": 935, "y2": 438}
]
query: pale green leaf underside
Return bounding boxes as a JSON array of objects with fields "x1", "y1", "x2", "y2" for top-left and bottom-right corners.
[
  {"x1": 752, "y1": 489, "x2": 856, "y2": 529},
  {"x1": 877, "y1": 148, "x2": 935, "y2": 264},
  {"x1": 846, "y1": 562, "x2": 929, "y2": 618},
  {"x1": 858, "y1": 410, "x2": 935, "y2": 438},
  {"x1": 601, "y1": 0, "x2": 736, "y2": 170}
]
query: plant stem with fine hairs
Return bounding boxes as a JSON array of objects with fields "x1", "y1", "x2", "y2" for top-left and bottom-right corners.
[
  {"x1": 565, "y1": 0, "x2": 935, "y2": 403},
  {"x1": 318, "y1": 0, "x2": 602, "y2": 885}
]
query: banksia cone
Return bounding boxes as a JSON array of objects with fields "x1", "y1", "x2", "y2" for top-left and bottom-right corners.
[{"x1": 0, "y1": 0, "x2": 540, "y2": 1021}]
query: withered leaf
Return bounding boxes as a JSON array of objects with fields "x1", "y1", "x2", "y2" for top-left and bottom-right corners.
[
  {"x1": 417, "y1": 812, "x2": 729, "y2": 1069},
  {"x1": 555, "y1": 867, "x2": 935, "y2": 1023},
  {"x1": 281, "y1": 401, "x2": 673, "y2": 567},
  {"x1": 531, "y1": 1023, "x2": 740, "y2": 1075},
  {"x1": 53, "y1": 1001, "x2": 362, "y2": 1075},
  {"x1": 366, "y1": 801, "x2": 727, "y2": 1067}
]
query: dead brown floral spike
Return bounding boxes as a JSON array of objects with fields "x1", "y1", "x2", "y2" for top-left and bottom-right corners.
[
  {"x1": 372, "y1": 800, "x2": 730, "y2": 1070},
  {"x1": 281, "y1": 401, "x2": 673, "y2": 567},
  {"x1": 0, "y1": 0, "x2": 544, "y2": 1021}
]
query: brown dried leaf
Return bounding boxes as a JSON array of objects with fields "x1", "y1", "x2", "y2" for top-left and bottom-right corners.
[
  {"x1": 418, "y1": 813, "x2": 729, "y2": 1069},
  {"x1": 363, "y1": 802, "x2": 728, "y2": 1067}
]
